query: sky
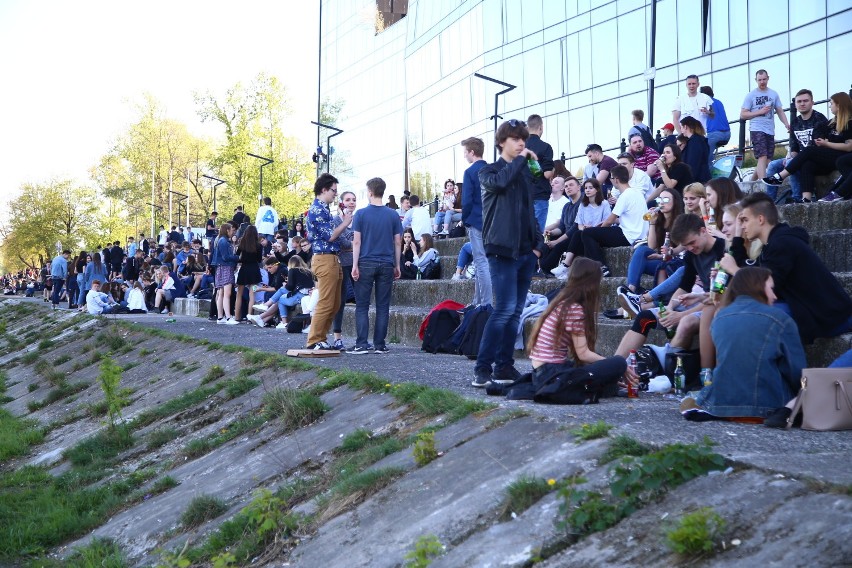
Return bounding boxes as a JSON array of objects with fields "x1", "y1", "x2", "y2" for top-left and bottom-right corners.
[{"x1": 0, "y1": 0, "x2": 320, "y2": 221}]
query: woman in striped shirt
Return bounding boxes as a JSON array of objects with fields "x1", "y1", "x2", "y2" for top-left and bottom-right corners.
[{"x1": 527, "y1": 257, "x2": 635, "y2": 393}]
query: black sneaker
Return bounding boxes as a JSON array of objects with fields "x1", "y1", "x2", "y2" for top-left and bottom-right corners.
[
  {"x1": 617, "y1": 290, "x2": 642, "y2": 317},
  {"x1": 601, "y1": 265, "x2": 611, "y2": 277},
  {"x1": 471, "y1": 369, "x2": 492, "y2": 388},
  {"x1": 308, "y1": 341, "x2": 332, "y2": 350},
  {"x1": 762, "y1": 174, "x2": 783, "y2": 186},
  {"x1": 346, "y1": 344, "x2": 374, "y2": 354},
  {"x1": 374, "y1": 346, "x2": 390, "y2": 354},
  {"x1": 764, "y1": 407, "x2": 801, "y2": 428},
  {"x1": 493, "y1": 365, "x2": 522, "y2": 384},
  {"x1": 332, "y1": 339, "x2": 345, "y2": 351}
]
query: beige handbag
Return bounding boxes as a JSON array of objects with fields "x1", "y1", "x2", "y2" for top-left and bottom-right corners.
[{"x1": 786, "y1": 368, "x2": 852, "y2": 431}]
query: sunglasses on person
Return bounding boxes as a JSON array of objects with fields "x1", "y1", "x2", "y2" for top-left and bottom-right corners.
[
  {"x1": 655, "y1": 196, "x2": 672, "y2": 204},
  {"x1": 507, "y1": 119, "x2": 527, "y2": 128}
]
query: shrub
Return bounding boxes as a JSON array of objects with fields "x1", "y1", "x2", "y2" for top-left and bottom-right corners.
[
  {"x1": 97, "y1": 358, "x2": 127, "y2": 429},
  {"x1": 571, "y1": 421, "x2": 613, "y2": 441},
  {"x1": 666, "y1": 507, "x2": 726, "y2": 557},
  {"x1": 404, "y1": 534, "x2": 444, "y2": 568},
  {"x1": 202, "y1": 364, "x2": 225, "y2": 384},
  {"x1": 412, "y1": 431, "x2": 438, "y2": 467}
]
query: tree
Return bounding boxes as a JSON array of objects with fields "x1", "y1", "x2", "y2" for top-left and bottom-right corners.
[{"x1": 0, "y1": 179, "x2": 101, "y2": 270}]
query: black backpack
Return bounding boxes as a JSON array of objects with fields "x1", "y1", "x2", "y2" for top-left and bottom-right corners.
[
  {"x1": 417, "y1": 259, "x2": 442, "y2": 280},
  {"x1": 532, "y1": 365, "x2": 618, "y2": 405},
  {"x1": 635, "y1": 124, "x2": 657, "y2": 153},
  {"x1": 287, "y1": 313, "x2": 311, "y2": 333},
  {"x1": 457, "y1": 306, "x2": 492, "y2": 359},
  {"x1": 421, "y1": 308, "x2": 461, "y2": 353}
]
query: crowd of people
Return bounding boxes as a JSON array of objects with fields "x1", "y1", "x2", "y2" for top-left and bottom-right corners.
[{"x1": 3, "y1": 73, "x2": 851, "y2": 428}]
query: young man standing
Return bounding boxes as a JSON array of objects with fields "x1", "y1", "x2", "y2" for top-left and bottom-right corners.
[
  {"x1": 461, "y1": 136, "x2": 491, "y2": 307},
  {"x1": 255, "y1": 197, "x2": 280, "y2": 241},
  {"x1": 525, "y1": 114, "x2": 555, "y2": 231},
  {"x1": 741, "y1": 69, "x2": 790, "y2": 181},
  {"x1": 472, "y1": 119, "x2": 544, "y2": 387},
  {"x1": 50, "y1": 250, "x2": 71, "y2": 308},
  {"x1": 731, "y1": 192, "x2": 852, "y2": 343},
  {"x1": 672, "y1": 74, "x2": 714, "y2": 133},
  {"x1": 305, "y1": 173, "x2": 352, "y2": 350},
  {"x1": 348, "y1": 178, "x2": 403, "y2": 354},
  {"x1": 580, "y1": 165, "x2": 648, "y2": 276}
]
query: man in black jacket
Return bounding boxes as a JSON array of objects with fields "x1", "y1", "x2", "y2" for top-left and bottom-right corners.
[
  {"x1": 525, "y1": 114, "x2": 555, "y2": 232},
  {"x1": 737, "y1": 192, "x2": 852, "y2": 343},
  {"x1": 472, "y1": 119, "x2": 545, "y2": 387}
]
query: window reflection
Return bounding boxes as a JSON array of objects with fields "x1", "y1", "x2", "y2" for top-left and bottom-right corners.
[
  {"x1": 655, "y1": 0, "x2": 678, "y2": 68},
  {"x1": 710, "y1": 0, "x2": 729, "y2": 51},
  {"x1": 827, "y1": 32, "x2": 852, "y2": 96},
  {"x1": 676, "y1": 0, "x2": 702, "y2": 61},
  {"x1": 617, "y1": 8, "x2": 646, "y2": 79},
  {"x1": 728, "y1": 0, "x2": 748, "y2": 46},
  {"x1": 790, "y1": 43, "x2": 827, "y2": 101}
]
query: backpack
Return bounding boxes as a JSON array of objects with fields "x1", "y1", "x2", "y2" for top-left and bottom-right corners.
[
  {"x1": 635, "y1": 124, "x2": 657, "y2": 153},
  {"x1": 169, "y1": 272, "x2": 187, "y2": 299},
  {"x1": 287, "y1": 313, "x2": 311, "y2": 333},
  {"x1": 448, "y1": 224, "x2": 466, "y2": 239},
  {"x1": 417, "y1": 258, "x2": 441, "y2": 280},
  {"x1": 533, "y1": 366, "x2": 617, "y2": 405},
  {"x1": 457, "y1": 305, "x2": 492, "y2": 359},
  {"x1": 664, "y1": 348, "x2": 702, "y2": 392},
  {"x1": 421, "y1": 308, "x2": 461, "y2": 354}
]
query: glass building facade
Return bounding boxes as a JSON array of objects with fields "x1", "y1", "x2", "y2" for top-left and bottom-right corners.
[{"x1": 319, "y1": 0, "x2": 852, "y2": 200}]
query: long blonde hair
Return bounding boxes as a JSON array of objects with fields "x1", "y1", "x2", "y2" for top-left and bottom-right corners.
[{"x1": 829, "y1": 92, "x2": 852, "y2": 132}]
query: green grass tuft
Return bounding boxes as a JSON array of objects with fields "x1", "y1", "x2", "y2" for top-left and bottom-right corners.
[
  {"x1": 0, "y1": 409, "x2": 45, "y2": 460},
  {"x1": 146, "y1": 427, "x2": 180, "y2": 450},
  {"x1": 262, "y1": 388, "x2": 329, "y2": 430},
  {"x1": 499, "y1": 475, "x2": 553, "y2": 521},
  {"x1": 181, "y1": 495, "x2": 228, "y2": 528},
  {"x1": 571, "y1": 421, "x2": 614, "y2": 441}
]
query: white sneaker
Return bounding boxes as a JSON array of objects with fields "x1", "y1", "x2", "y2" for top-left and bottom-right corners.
[
  {"x1": 551, "y1": 264, "x2": 569, "y2": 280},
  {"x1": 216, "y1": 318, "x2": 226, "y2": 325},
  {"x1": 276, "y1": 322, "x2": 287, "y2": 329},
  {"x1": 187, "y1": 294, "x2": 196, "y2": 299},
  {"x1": 160, "y1": 308, "x2": 169, "y2": 314},
  {"x1": 252, "y1": 303, "x2": 267, "y2": 312},
  {"x1": 248, "y1": 315, "x2": 264, "y2": 328},
  {"x1": 451, "y1": 273, "x2": 465, "y2": 281},
  {"x1": 301, "y1": 325, "x2": 311, "y2": 334},
  {"x1": 225, "y1": 317, "x2": 239, "y2": 325}
]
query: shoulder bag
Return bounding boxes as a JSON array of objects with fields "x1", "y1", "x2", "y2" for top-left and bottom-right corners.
[{"x1": 786, "y1": 368, "x2": 852, "y2": 431}]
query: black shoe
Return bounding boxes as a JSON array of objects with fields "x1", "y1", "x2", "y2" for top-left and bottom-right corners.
[
  {"x1": 471, "y1": 369, "x2": 492, "y2": 388},
  {"x1": 346, "y1": 344, "x2": 374, "y2": 354},
  {"x1": 764, "y1": 407, "x2": 801, "y2": 428},
  {"x1": 307, "y1": 341, "x2": 332, "y2": 351},
  {"x1": 762, "y1": 174, "x2": 783, "y2": 186},
  {"x1": 493, "y1": 365, "x2": 521, "y2": 384},
  {"x1": 601, "y1": 265, "x2": 611, "y2": 277},
  {"x1": 603, "y1": 308, "x2": 625, "y2": 319}
]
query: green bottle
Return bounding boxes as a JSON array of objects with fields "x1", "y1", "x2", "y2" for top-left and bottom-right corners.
[
  {"x1": 658, "y1": 301, "x2": 675, "y2": 339},
  {"x1": 527, "y1": 157, "x2": 543, "y2": 178},
  {"x1": 673, "y1": 357, "x2": 685, "y2": 395}
]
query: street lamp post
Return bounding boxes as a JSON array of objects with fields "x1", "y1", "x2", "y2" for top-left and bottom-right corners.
[
  {"x1": 474, "y1": 73, "x2": 517, "y2": 161},
  {"x1": 247, "y1": 153, "x2": 274, "y2": 206},
  {"x1": 202, "y1": 175, "x2": 226, "y2": 212},
  {"x1": 311, "y1": 121, "x2": 343, "y2": 174}
]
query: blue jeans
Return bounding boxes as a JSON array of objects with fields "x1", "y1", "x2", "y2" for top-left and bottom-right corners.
[
  {"x1": 51, "y1": 278, "x2": 64, "y2": 305},
  {"x1": 354, "y1": 263, "x2": 395, "y2": 349},
  {"x1": 434, "y1": 210, "x2": 461, "y2": 229},
  {"x1": 468, "y1": 227, "x2": 493, "y2": 307},
  {"x1": 648, "y1": 266, "x2": 684, "y2": 303},
  {"x1": 533, "y1": 200, "x2": 548, "y2": 233},
  {"x1": 767, "y1": 158, "x2": 802, "y2": 200},
  {"x1": 76, "y1": 274, "x2": 86, "y2": 305},
  {"x1": 476, "y1": 252, "x2": 537, "y2": 373},
  {"x1": 706, "y1": 130, "x2": 731, "y2": 170},
  {"x1": 456, "y1": 242, "x2": 473, "y2": 269},
  {"x1": 626, "y1": 245, "x2": 663, "y2": 289}
]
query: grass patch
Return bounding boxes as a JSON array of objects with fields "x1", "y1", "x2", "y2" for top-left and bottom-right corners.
[
  {"x1": 571, "y1": 421, "x2": 614, "y2": 442},
  {"x1": 38, "y1": 339, "x2": 56, "y2": 351},
  {"x1": 666, "y1": 507, "x2": 726, "y2": 557},
  {"x1": 337, "y1": 429, "x2": 373, "y2": 454},
  {"x1": 146, "y1": 427, "x2": 180, "y2": 450},
  {"x1": 262, "y1": 388, "x2": 329, "y2": 430},
  {"x1": 59, "y1": 537, "x2": 128, "y2": 568},
  {"x1": 202, "y1": 364, "x2": 225, "y2": 384},
  {"x1": 21, "y1": 351, "x2": 40, "y2": 365},
  {"x1": 183, "y1": 415, "x2": 267, "y2": 458},
  {"x1": 404, "y1": 534, "x2": 444, "y2": 567},
  {"x1": 52, "y1": 354, "x2": 72, "y2": 366},
  {"x1": 0, "y1": 409, "x2": 45, "y2": 460},
  {"x1": 120, "y1": 361, "x2": 139, "y2": 372},
  {"x1": 599, "y1": 435, "x2": 650, "y2": 465},
  {"x1": 28, "y1": 383, "x2": 39, "y2": 392},
  {"x1": 223, "y1": 376, "x2": 260, "y2": 399},
  {"x1": 138, "y1": 347, "x2": 152, "y2": 356},
  {"x1": 28, "y1": 381, "x2": 89, "y2": 411},
  {"x1": 34, "y1": 358, "x2": 51, "y2": 376},
  {"x1": 318, "y1": 467, "x2": 405, "y2": 521},
  {"x1": 499, "y1": 475, "x2": 553, "y2": 521},
  {"x1": 64, "y1": 426, "x2": 135, "y2": 468},
  {"x1": 180, "y1": 495, "x2": 228, "y2": 528},
  {"x1": 183, "y1": 437, "x2": 212, "y2": 458},
  {"x1": 150, "y1": 475, "x2": 179, "y2": 494},
  {"x1": 129, "y1": 383, "x2": 221, "y2": 429}
]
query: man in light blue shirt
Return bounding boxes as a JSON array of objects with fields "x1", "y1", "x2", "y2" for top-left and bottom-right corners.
[{"x1": 50, "y1": 250, "x2": 71, "y2": 308}]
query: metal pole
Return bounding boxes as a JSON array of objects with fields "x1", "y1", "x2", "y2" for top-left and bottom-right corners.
[
  {"x1": 168, "y1": 167, "x2": 173, "y2": 227},
  {"x1": 473, "y1": 73, "x2": 516, "y2": 161},
  {"x1": 247, "y1": 153, "x2": 274, "y2": 205},
  {"x1": 310, "y1": 121, "x2": 343, "y2": 174},
  {"x1": 648, "y1": 0, "x2": 657, "y2": 131},
  {"x1": 150, "y1": 163, "x2": 155, "y2": 237}
]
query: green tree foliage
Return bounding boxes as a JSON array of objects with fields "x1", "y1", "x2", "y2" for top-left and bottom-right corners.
[
  {"x1": 0, "y1": 179, "x2": 101, "y2": 270},
  {"x1": 195, "y1": 73, "x2": 315, "y2": 220}
]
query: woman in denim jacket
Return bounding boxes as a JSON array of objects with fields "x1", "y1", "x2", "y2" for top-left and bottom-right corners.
[{"x1": 685, "y1": 267, "x2": 806, "y2": 420}]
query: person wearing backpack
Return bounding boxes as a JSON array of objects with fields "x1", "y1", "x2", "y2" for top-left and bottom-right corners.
[{"x1": 527, "y1": 258, "x2": 636, "y2": 395}]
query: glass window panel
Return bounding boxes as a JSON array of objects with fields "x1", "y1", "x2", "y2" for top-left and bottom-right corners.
[
  {"x1": 655, "y1": 0, "x2": 678, "y2": 68},
  {"x1": 710, "y1": 0, "x2": 729, "y2": 51},
  {"x1": 790, "y1": 43, "x2": 827, "y2": 105},
  {"x1": 618, "y1": 0, "x2": 644, "y2": 15},
  {"x1": 827, "y1": 32, "x2": 852, "y2": 97},
  {"x1": 565, "y1": 0, "x2": 579, "y2": 19},
  {"x1": 555, "y1": 111, "x2": 571, "y2": 160},
  {"x1": 790, "y1": 21, "x2": 825, "y2": 51},
  {"x1": 728, "y1": 0, "x2": 748, "y2": 47},
  {"x1": 593, "y1": 101, "x2": 621, "y2": 152},
  {"x1": 505, "y1": 0, "x2": 523, "y2": 43},
  {"x1": 828, "y1": 12, "x2": 852, "y2": 37},
  {"x1": 502, "y1": 54, "x2": 525, "y2": 112},
  {"x1": 578, "y1": 28, "x2": 593, "y2": 91},
  {"x1": 522, "y1": 0, "x2": 543, "y2": 37},
  {"x1": 577, "y1": 0, "x2": 591, "y2": 15},
  {"x1": 749, "y1": 33, "x2": 789, "y2": 62},
  {"x1": 543, "y1": 40, "x2": 564, "y2": 101},
  {"x1": 408, "y1": 106, "x2": 423, "y2": 153},
  {"x1": 590, "y1": 19, "x2": 617, "y2": 86},
  {"x1": 620, "y1": 92, "x2": 647, "y2": 142},
  {"x1": 482, "y1": 0, "x2": 504, "y2": 50},
  {"x1": 547, "y1": 0, "x2": 566, "y2": 23},
  {"x1": 653, "y1": 82, "x2": 679, "y2": 134},
  {"x1": 748, "y1": 0, "x2": 788, "y2": 41},
  {"x1": 676, "y1": 0, "x2": 702, "y2": 60},
  {"x1": 617, "y1": 8, "x2": 646, "y2": 79},
  {"x1": 790, "y1": 0, "x2": 826, "y2": 29},
  {"x1": 566, "y1": 33, "x2": 581, "y2": 94},
  {"x1": 569, "y1": 107, "x2": 592, "y2": 165},
  {"x1": 590, "y1": 2, "x2": 617, "y2": 26},
  {"x1": 827, "y1": 0, "x2": 851, "y2": 15}
]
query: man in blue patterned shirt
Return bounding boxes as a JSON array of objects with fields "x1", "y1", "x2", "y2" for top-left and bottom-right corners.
[{"x1": 305, "y1": 173, "x2": 353, "y2": 350}]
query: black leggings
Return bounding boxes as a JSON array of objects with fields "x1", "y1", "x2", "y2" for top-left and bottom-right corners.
[
  {"x1": 580, "y1": 227, "x2": 630, "y2": 264},
  {"x1": 785, "y1": 146, "x2": 847, "y2": 194},
  {"x1": 833, "y1": 152, "x2": 852, "y2": 198},
  {"x1": 540, "y1": 238, "x2": 572, "y2": 273}
]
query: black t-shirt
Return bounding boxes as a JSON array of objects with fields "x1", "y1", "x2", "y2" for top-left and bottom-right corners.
[
  {"x1": 525, "y1": 134, "x2": 555, "y2": 201},
  {"x1": 814, "y1": 119, "x2": 852, "y2": 145},
  {"x1": 679, "y1": 237, "x2": 726, "y2": 292},
  {"x1": 667, "y1": 162, "x2": 693, "y2": 192},
  {"x1": 233, "y1": 211, "x2": 248, "y2": 227}
]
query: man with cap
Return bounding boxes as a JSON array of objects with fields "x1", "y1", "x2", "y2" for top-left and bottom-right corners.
[{"x1": 657, "y1": 123, "x2": 678, "y2": 154}]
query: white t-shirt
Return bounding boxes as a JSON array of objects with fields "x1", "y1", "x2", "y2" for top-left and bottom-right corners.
[
  {"x1": 629, "y1": 168, "x2": 654, "y2": 200},
  {"x1": 158, "y1": 230, "x2": 168, "y2": 245},
  {"x1": 673, "y1": 92, "x2": 714, "y2": 131},
  {"x1": 545, "y1": 196, "x2": 569, "y2": 229},
  {"x1": 409, "y1": 207, "x2": 432, "y2": 240},
  {"x1": 255, "y1": 205, "x2": 280, "y2": 236},
  {"x1": 612, "y1": 186, "x2": 649, "y2": 243}
]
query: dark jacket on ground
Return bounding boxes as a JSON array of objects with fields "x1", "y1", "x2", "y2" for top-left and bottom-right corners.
[
  {"x1": 757, "y1": 223, "x2": 852, "y2": 344},
  {"x1": 478, "y1": 155, "x2": 545, "y2": 259}
]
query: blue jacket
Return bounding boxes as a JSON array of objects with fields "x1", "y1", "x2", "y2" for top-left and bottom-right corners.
[
  {"x1": 84, "y1": 262, "x2": 108, "y2": 290},
  {"x1": 697, "y1": 296, "x2": 806, "y2": 418},
  {"x1": 462, "y1": 159, "x2": 486, "y2": 231},
  {"x1": 211, "y1": 236, "x2": 239, "y2": 268},
  {"x1": 50, "y1": 256, "x2": 68, "y2": 279}
]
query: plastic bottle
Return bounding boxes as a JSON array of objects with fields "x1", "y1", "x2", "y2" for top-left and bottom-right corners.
[
  {"x1": 165, "y1": 318, "x2": 176, "y2": 323},
  {"x1": 627, "y1": 350, "x2": 639, "y2": 398},
  {"x1": 662, "y1": 232, "x2": 672, "y2": 261},
  {"x1": 673, "y1": 357, "x2": 685, "y2": 395},
  {"x1": 707, "y1": 208, "x2": 717, "y2": 231},
  {"x1": 701, "y1": 367, "x2": 713, "y2": 388},
  {"x1": 527, "y1": 157, "x2": 543, "y2": 178}
]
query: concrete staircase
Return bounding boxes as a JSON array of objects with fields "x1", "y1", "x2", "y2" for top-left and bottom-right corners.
[{"x1": 173, "y1": 199, "x2": 852, "y2": 366}]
